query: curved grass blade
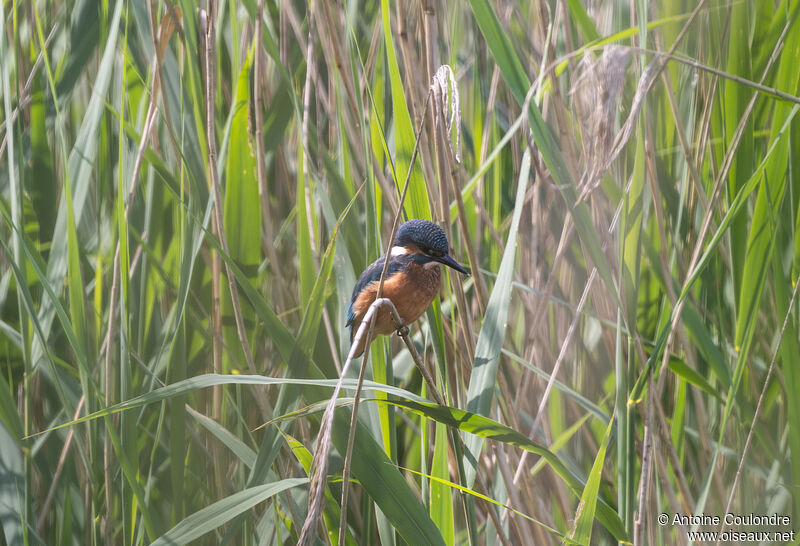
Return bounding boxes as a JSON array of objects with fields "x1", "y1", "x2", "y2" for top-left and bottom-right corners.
[
  {"x1": 187, "y1": 407, "x2": 257, "y2": 470},
  {"x1": 381, "y1": 0, "x2": 431, "y2": 219},
  {"x1": 629, "y1": 103, "x2": 800, "y2": 403},
  {"x1": 570, "y1": 410, "x2": 615, "y2": 545},
  {"x1": 467, "y1": 0, "x2": 620, "y2": 313},
  {"x1": 31, "y1": 0, "x2": 123, "y2": 371},
  {"x1": 400, "y1": 465, "x2": 574, "y2": 544},
  {"x1": 222, "y1": 48, "x2": 262, "y2": 371},
  {"x1": 31, "y1": 374, "x2": 431, "y2": 437},
  {"x1": 150, "y1": 478, "x2": 309, "y2": 546},
  {"x1": 463, "y1": 149, "x2": 530, "y2": 485},
  {"x1": 331, "y1": 409, "x2": 447, "y2": 546},
  {"x1": 389, "y1": 399, "x2": 630, "y2": 543}
]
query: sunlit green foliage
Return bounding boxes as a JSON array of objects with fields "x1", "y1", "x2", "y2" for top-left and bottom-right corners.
[{"x1": 1, "y1": 0, "x2": 798, "y2": 544}]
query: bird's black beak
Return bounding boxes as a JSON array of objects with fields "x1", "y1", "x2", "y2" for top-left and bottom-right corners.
[{"x1": 436, "y1": 254, "x2": 470, "y2": 275}]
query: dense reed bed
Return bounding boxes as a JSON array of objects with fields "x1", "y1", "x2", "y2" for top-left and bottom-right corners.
[{"x1": 1, "y1": 0, "x2": 799, "y2": 544}]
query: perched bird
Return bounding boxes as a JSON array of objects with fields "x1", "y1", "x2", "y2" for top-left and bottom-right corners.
[{"x1": 346, "y1": 219, "x2": 469, "y2": 358}]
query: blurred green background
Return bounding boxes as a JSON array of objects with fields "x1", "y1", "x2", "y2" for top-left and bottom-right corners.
[{"x1": 1, "y1": 0, "x2": 799, "y2": 544}]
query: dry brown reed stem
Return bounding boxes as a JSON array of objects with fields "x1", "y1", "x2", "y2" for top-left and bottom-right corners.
[
  {"x1": 315, "y1": 0, "x2": 366, "y2": 173},
  {"x1": 512, "y1": 139, "x2": 661, "y2": 486},
  {"x1": 405, "y1": 11, "x2": 440, "y2": 195},
  {"x1": 716, "y1": 272, "x2": 800, "y2": 543},
  {"x1": 531, "y1": 268, "x2": 597, "y2": 436},
  {"x1": 298, "y1": 82, "x2": 434, "y2": 545},
  {"x1": 654, "y1": 448, "x2": 689, "y2": 546},
  {"x1": 657, "y1": 59, "x2": 709, "y2": 214},
  {"x1": 491, "y1": 442, "x2": 531, "y2": 546},
  {"x1": 578, "y1": 0, "x2": 709, "y2": 201},
  {"x1": 197, "y1": 5, "x2": 223, "y2": 428},
  {"x1": 336, "y1": 91, "x2": 434, "y2": 545},
  {"x1": 430, "y1": 65, "x2": 478, "y2": 373},
  {"x1": 639, "y1": 122, "x2": 698, "y2": 532},
  {"x1": 653, "y1": 5, "x2": 790, "y2": 505},
  {"x1": 252, "y1": 0, "x2": 285, "y2": 313},
  {"x1": 36, "y1": 396, "x2": 85, "y2": 533},
  {"x1": 202, "y1": 3, "x2": 264, "y2": 391},
  {"x1": 297, "y1": 298, "x2": 444, "y2": 546},
  {"x1": 634, "y1": 376, "x2": 653, "y2": 546},
  {"x1": 0, "y1": 24, "x2": 57, "y2": 156},
  {"x1": 100, "y1": 6, "x2": 169, "y2": 535},
  {"x1": 448, "y1": 70, "x2": 573, "y2": 493},
  {"x1": 654, "y1": 397, "x2": 694, "y2": 512}
]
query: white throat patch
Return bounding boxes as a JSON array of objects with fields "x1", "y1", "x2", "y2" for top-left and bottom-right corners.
[{"x1": 390, "y1": 245, "x2": 408, "y2": 256}]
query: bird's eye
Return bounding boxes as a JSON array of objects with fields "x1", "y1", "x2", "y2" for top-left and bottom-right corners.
[
  {"x1": 419, "y1": 245, "x2": 430, "y2": 254},
  {"x1": 430, "y1": 250, "x2": 444, "y2": 258}
]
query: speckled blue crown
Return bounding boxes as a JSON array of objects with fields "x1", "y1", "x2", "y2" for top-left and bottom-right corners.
[{"x1": 394, "y1": 220, "x2": 450, "y2": 254}]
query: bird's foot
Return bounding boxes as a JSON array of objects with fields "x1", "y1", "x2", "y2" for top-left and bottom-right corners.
[{"x1": 395, "y1": 323, "x2": 410, "y2": 337}]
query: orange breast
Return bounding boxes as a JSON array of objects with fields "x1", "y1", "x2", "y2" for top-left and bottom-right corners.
[
  {"x1": 381, "y1": 262, "x2": 441, "y2": 325},
  {"x1": 348, "y1": 262, "x2": 442, "y2": 357}
]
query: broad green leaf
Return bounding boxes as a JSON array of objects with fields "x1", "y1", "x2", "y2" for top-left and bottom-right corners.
[
  {"x1": 31, "y1": 0, "x2": 123, "y2": 371},
  {"x1": 188, "y1": 407, "x2": 257, "y2": 469},
  {"x1": 430, "y1": 421, "x2": 454, "y2": 546},
  {"x1": 29, "y1": 84, "x2": 57, "y2": 245},
  {"x1": 56, "y1": 0, "x2": 101, "y2": 97},
  {"x1": 221, "y1": 50, "x2": 262, "y2": 371},
  {"x1": 724, "y1": 0, "x2": 755, "y2": 304},
  {"x1": 332, "y1": 409, "x2": 446, "y2": 546},
  {"x1": 735, "y1": 13, "x2": 800, "y2": 350},
  {"x1": 570, "y1": 412, "x2": 614, "y2": 544},
  {"x1": 402, "y1": 465, "x2": 573, "y2": 543},
  {"x1": 389, "y1": 399, "x2": 630, "y2": 543},
  {"x1": 622, "y1": 132, "x2": 646, "y2": 330},
  {"x1": 151, "y1": 478, "x2": 309, "y2": 546},
  {"x1": 34, "y1": 374, "x2": 429, "y2": 435},
  {"x1": 566, "y1": 0, "x2": 601, "y2": 43},
  {"x1": 772, "y1": 229, "x2": 800, "y2": 524},
  {"x1": 223, "y1": 50, "x2": 262, "y2": 279},
  {"x1": 296, "y1": 139, "x2": 316, "y2": 308},
  {"x1": 381, "y1": 0, "x2": 431, "y2": 220},
  {"x1": 463, "y1": 149, "x2": 529, "y2": 484},
  {"x1": 666, "y1": 357, "x2": 721, "y2": 400}
]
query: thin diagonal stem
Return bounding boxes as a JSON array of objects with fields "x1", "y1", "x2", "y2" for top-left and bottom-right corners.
[{"x1": 716, "y1": 272, "x2": 800, "y2": 543}]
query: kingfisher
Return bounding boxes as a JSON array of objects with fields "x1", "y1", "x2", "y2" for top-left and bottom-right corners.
[{"x1": 346, "y1": 219, "x2": 469, "y2": 358}]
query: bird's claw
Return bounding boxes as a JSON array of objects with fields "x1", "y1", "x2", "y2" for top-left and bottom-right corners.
[{"x1": 396, "y1": 324, "x2": 410, "y2": 337}]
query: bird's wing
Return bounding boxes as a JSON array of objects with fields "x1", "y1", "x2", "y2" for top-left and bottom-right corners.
[{"x1": 346, "y1": 254, "x2": 407, "y2": 327}]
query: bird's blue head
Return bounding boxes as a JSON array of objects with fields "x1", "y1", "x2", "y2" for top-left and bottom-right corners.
[{"x1": 392, "y1": 220, "x2": 469, "y2": 275}]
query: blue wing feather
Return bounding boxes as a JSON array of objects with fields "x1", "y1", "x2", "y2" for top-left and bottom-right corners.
[{"x1": 346, "y1": 254, "x2": 409, "y2": 339}]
